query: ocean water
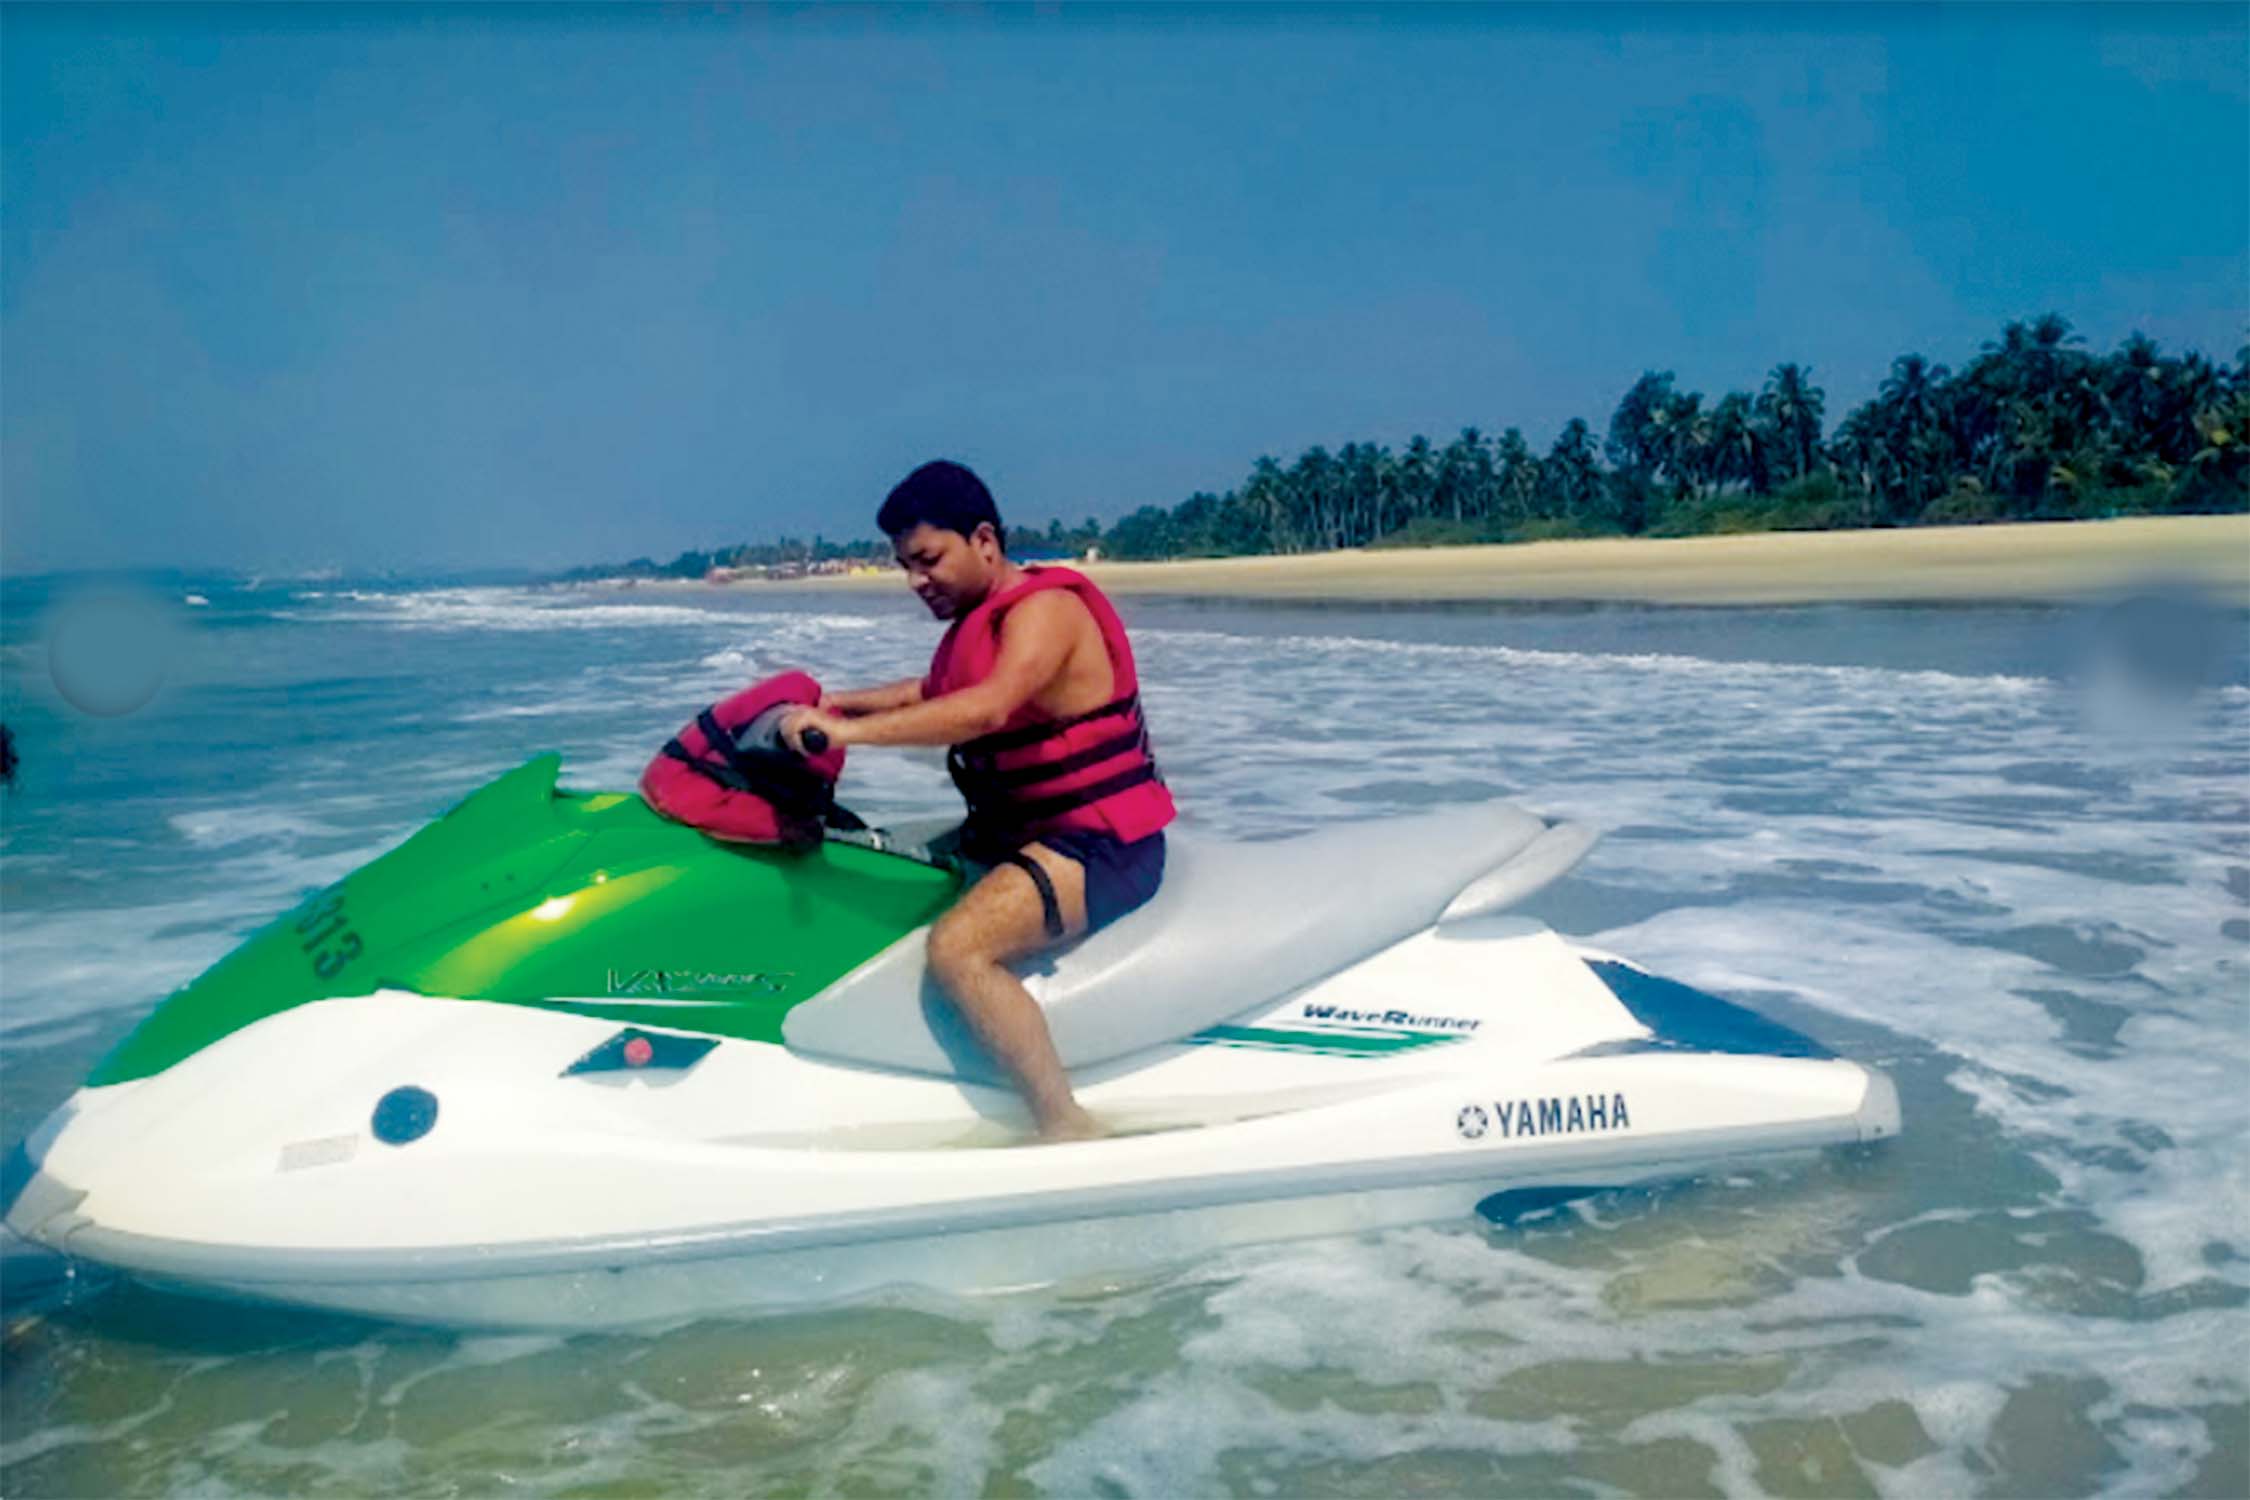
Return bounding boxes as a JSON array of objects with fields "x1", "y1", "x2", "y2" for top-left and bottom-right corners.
[{"x1": 1, "y1": 572, "x2": 2244, "y2": 1497}]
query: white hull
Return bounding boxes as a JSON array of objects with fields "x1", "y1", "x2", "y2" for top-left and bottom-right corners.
[
  {"x1": 140, "y1": 1159, "x2": 1808, "y2": 1330},
  {"x1": 7, "y1": 917, "x2": 1897, "y2": 1330}
]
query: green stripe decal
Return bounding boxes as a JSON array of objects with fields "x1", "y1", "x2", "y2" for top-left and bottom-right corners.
[{"x1": 1186, "y1": 1024, "x2": 1468, "y2": 1057}]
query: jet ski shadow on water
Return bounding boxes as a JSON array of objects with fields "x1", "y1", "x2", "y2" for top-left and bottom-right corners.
[{"x1": 2, "y1": 754, "x2": 1900, "y2": 1330}]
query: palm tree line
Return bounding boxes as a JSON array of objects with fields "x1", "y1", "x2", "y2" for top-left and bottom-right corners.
[
  {"x1": 1086, "y1": 314, "x2": 2247, "y2": 561},
  {"x1": 581, "y1": 315, "x2": 2245, "y2": 579}
]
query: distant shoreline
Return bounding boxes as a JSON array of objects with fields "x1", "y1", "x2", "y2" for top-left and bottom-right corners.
[{"x1": 652, "y1": 516, "x2": 2250, "y2": 607}]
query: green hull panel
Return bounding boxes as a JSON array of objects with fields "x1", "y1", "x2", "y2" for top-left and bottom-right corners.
[{"x1": 91, "y1": 756, "x2": 961, "y2": 1085}]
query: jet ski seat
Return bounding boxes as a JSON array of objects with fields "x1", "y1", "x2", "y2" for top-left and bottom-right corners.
[{"x1": 783, "y1": 802, "x2": 1588, "y2": 1080}]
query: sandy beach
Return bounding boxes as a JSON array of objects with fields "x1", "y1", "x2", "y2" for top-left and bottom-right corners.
[{"x1": 717, "y1": 515, "x2": 2250, "y2": 607}]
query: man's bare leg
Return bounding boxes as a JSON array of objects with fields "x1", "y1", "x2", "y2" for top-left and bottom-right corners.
[{"x1": 926, "y1": 843, "x2": 1103, "y2": 1141}]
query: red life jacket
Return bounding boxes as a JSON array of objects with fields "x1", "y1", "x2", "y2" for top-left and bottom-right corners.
[
  {"x1": 925, "y1": 567, "x2": 1175, "y2": 848},
  {"x1": 639, "y1": 671, "x2": 849, "y2": 850}
]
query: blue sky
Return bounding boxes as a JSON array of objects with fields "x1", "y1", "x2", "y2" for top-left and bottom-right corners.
[{"x1": 4, "y1": 4, "x2": 2243, "y2": 574}]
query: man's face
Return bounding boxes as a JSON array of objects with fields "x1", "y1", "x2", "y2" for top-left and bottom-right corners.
[{"x1": 891, "y1": 521, "x2": 1001, "y2": 620}]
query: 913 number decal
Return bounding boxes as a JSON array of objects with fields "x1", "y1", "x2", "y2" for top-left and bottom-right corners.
[{"x1": 295, "y1": 886, "x2": 364, "y2": 979}]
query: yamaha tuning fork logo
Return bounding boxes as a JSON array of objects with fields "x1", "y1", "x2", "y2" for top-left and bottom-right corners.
[{"x1": 1456, "y1": 1104, "x2": 1490, "y2": 1139}]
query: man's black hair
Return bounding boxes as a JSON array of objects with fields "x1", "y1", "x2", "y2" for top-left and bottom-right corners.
[{"x1": 878, "y1": 460, "x2": 1006, "y2": 551}]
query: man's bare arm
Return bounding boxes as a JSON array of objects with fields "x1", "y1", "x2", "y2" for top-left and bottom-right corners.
[
  {"x1": 822, "y1": 678, "x2": 924, "y2": 716},
  {"x1": 787, "y1": 593, "x2": 1077, "y2": 751}
]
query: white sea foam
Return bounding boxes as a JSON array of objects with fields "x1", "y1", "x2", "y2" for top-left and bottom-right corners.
[
  {"x1": 287, "y1": 584, "x2": 900, "y2": 642},
  {"x1": 1137, "y1": 624, "x2": 2056, "y2": 697},
  {"x1": 286, "y1": 586, "x2": 728, "y2": 633},
  {"x1": 166, "y1": 805, "x2": 342, "y2": 850},
  {"x1": 452, "y1": 693, "x2": 639, "y2": 723}
]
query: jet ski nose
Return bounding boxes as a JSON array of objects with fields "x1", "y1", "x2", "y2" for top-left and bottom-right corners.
[
  {"x1": 1852, "y1": 1066, "x2": 1902, "y2": 1142},
  {"x1": 1, "y1": 1139, "x2": 87, "y2": 1251}
]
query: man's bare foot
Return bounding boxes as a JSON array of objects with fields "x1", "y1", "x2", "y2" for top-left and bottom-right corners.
[{"x1": 1036, "y1": 1104, "x2": 1108, "y2": 1143}]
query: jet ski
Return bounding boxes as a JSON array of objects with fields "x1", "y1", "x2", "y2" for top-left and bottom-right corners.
[{"x1": 2, "y1": 754, "x2": 1899, "y2": 1330}]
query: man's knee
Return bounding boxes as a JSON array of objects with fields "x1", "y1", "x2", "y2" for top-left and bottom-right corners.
[{"x1": 925, "y1": 916, "x2": 988, "y2": 982}]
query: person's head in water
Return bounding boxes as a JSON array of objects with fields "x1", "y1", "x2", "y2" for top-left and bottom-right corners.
[{"x1": 878, "y1": 460, "x2": 1011, "y2": 621}]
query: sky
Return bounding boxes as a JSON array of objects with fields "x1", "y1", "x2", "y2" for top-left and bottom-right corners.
[{"x1": 3, "y1": 3, "x2": 2244, "y2": 576}]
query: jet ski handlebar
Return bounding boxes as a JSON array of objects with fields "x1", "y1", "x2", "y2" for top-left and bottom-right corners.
[{"x1": 799, "y1": 726, "x2": 830, "y2": 756}]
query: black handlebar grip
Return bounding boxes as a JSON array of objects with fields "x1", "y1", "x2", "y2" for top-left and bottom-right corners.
[{"x1": 800, "y1": 726, "x2": 829, "y2": 756}]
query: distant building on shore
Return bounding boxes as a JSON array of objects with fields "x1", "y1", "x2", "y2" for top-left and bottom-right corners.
[{"x1": 704, "y1": 558, "x2": 866, "y2": 584}]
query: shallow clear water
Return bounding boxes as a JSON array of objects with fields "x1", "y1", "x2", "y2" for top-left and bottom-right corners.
[{"x1": 2, "y1": 574, "x2": 2245, "y2": 1497}]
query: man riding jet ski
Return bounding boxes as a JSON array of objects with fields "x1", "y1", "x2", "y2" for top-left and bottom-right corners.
[
  {"x1": 0, "y1": 470, "x2": 1903, "y2": 1329},
  {"x1": 775, "y1": 460, "x2": 1173, "y2": 1141}
]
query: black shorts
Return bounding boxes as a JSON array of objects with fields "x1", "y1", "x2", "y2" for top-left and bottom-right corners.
[
  {"x1": 964, "y1": 826, "x2": 1167, "y2": 936},
  {"x1": 1036, "y1": 828, "x2": 1167, "y2": 933}
]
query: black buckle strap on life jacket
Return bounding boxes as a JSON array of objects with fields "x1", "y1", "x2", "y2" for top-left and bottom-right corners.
[
  {"x1": 957, "y1": 724, "x2": 1150, "y2": 793},
  {"x1": 954, "y1": 692, "x2": 1140, "y2": 760},
  {"x1": 967, "y1": 761, "x2": 1161, "y2": 830},
  {"x1": 662, "y1": 736, "x2": 748, "y2": 789},
  {"x1": 696, "y1": 709, "x2": 771, "y2": 786},
  {"x1": 946, "y1": 692, "x2": 1161, "y2": 834},
  {"x1": 696, "y1": 708, "x2": 735, "y2": 752}
]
